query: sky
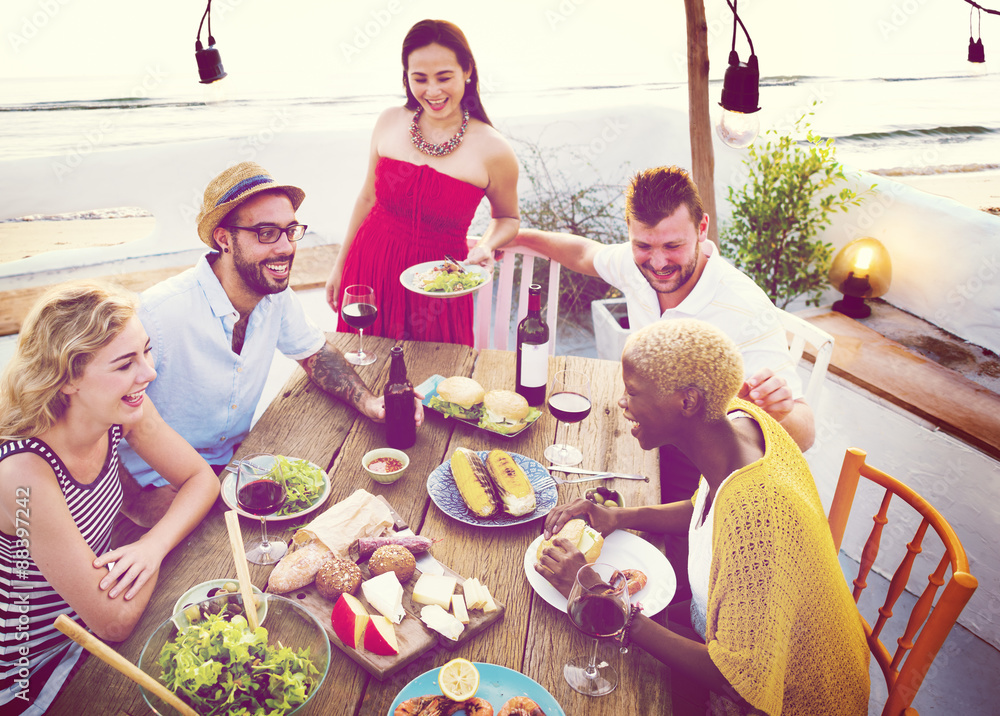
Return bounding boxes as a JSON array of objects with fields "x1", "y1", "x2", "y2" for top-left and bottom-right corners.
[{"x1": 1, "y1": 0, "x2": 982, "y2": 97}]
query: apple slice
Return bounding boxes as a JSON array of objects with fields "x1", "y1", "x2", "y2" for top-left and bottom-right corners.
[
  {"x1": 331, "y1": 593, "x2": 369, "y2": 648},
  {"x1": 364, "y1": 615, "x2": 399, "y2": 656}
]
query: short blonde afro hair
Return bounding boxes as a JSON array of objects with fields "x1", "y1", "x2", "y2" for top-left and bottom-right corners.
[{"x1": 623, "y1": 318, "x2": 744, "y2": 421}]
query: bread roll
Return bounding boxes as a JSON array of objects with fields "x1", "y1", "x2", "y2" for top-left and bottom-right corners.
[
  {"x1": 315, "y1": 557, "x2": 363, "y2": 602},
  {"x1": 436, "y1": 376, "x2": 485, "y2": 409},
  {"x1": 368, "y1": 544, "x2": 417, "y2": 582},
  {"x1": 536, "y1": 519, "x2": 604, "y2": 562},
  {"x1": 266, "y1": 541, "x2": 332, "y2": 593},
  {"x1": 483, "y1": 390, "x2": 529, "y2": 422}
]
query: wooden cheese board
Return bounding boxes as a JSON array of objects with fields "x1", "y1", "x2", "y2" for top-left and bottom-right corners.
[{"x1": 280, "y1": 498, "x2": 504, "y2": 680}]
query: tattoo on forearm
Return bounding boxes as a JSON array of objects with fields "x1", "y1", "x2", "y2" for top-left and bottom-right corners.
[{"x1": 305, "y1": 343, "x2": 371, "y2": 408}]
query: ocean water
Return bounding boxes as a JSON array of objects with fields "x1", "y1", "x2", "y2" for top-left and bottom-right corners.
[{"x1": 1, "y1": 71, "x2": 998, "y2": 217}]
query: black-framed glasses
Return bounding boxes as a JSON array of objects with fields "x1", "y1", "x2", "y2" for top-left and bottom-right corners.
[{"x1": 224, "y1": 223, "x2": 308, "y2": 244}]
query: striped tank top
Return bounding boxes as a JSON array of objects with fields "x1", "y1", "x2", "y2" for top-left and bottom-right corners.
[{"x1": 1, "y1": 425, "x2": 124, "y2": 712}]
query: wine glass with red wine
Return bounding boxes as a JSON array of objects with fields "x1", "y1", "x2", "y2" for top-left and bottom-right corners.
[
  {"x1": 564, "y1": 562, "x2": 630, "y2": 696},
  {"x1": 342, "y1": 284, "x2": 377, "y2": 366},
  {"x1": 544, "y1": 370, "x2": 592, "y2": 466},
  {"x1": 235, "y1": 453, "x2": 288, "y2": 565}
]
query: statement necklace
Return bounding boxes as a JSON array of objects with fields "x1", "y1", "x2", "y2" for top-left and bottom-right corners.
[{"x1": 410, "y1": 107, "x2": 469, "y2": 157}]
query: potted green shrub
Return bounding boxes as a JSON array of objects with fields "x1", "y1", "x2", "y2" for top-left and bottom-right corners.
[{"x1": 720, "y1": 106, "x2": 873, "y2": 308}]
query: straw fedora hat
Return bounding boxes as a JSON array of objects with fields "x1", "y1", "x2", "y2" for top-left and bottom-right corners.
[{"x1": 196, "y1": 162, "x2": 306, "y2": 248}]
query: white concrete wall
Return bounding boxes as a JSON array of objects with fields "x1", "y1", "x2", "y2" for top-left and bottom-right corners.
[
  {"x1": 819, "y1": 172, "x2": 1000, "y2": 356},
  {"x1": 804, "y1": 368, "x2": 1000, "y2": 651}
]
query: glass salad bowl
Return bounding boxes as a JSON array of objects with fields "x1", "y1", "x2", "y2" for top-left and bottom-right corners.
[{"x1": 137, "y1": 593, "x2": 330, "y2": 715}]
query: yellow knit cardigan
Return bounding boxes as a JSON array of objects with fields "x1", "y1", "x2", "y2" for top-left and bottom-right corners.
[{"x1": 705, "y1": 399, "x2": 870, "y2": 715}]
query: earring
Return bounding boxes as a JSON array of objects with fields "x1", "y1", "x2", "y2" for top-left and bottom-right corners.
[
  {"x1": 465, "y1": 78, "x2": 471, "y2": 84},
  {"x1": 223, "y1": 247, "x2": 229, "y2": 253}
]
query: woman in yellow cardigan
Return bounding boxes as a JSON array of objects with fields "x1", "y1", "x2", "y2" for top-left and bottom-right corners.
[{"x1": 538, "y1": 318, "x2": 869, "y2": 715}]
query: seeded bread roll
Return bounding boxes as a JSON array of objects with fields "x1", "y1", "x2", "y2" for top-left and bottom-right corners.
[
  {"x1": 315, "y1": 557, "x2": 363, "y2": 602},
  {"x1": 368, "y1": 544, "x2": 417, "y2": 583}
]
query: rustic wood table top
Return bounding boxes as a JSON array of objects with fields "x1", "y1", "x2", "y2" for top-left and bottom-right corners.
[{"x1": 48, "y1": 334, "x2": 673, "y2": 716}]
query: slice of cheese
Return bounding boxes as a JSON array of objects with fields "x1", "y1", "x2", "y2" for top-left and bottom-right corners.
[
  {"x1": 420, "y1": 604, "x2": 465, "y2": 641},
  {"x1": 481, "y1": 584, "x2": 498, "y2": 613},
  {"x1": 361, "y1": 571, "x2": 405, "y2": 624},
  {"x1": 411, "y1": 573, "x2": 457, "y2": 609},
  {"x1": 451, "y1": 593, "x2": 470, "y2": 624},
  {"x1": 463, "y1": 578, "x2": 484, "y2": 610}
]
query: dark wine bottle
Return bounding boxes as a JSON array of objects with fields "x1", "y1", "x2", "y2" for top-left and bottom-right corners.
[
  {"x1": 515, "y1": 284, "x2": 550, "y2": 406},
  {"x1": 384, "y1": 345, "x2": 416, "y2": 449}
]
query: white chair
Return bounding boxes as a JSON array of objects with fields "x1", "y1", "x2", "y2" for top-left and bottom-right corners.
[
  {"x1": 776, "y1": 308, "x2": 835, "y2": 409},
  {"x1": 467, "y1": 237, "x2": 560, "y2": 353}
]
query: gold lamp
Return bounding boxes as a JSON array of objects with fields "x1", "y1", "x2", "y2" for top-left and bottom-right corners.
[{"x1": 829, "y1": 237, "x2": 892, "y2": 318}]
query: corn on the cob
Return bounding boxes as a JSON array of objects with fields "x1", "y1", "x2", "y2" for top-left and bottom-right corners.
[
  {"x1": 450, "y1": 448, "x2": 500, "y2": 518},
  {"x1": 486, "y1": 449, "x2": 536, "y2": 516}
]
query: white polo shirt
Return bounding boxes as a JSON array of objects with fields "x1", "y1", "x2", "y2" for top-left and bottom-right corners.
[{"x1": 593, "y1": 241, "x2": 803, "y2": 399}]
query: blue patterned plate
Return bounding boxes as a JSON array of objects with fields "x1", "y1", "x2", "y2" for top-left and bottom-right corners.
[{"x1": 427, "y1": 451, "x2": 557, "y2": 527}]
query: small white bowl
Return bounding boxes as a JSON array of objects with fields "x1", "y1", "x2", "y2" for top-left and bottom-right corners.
[{"x1": 362, "y1": 448, "x2": 410, "y2": 484}]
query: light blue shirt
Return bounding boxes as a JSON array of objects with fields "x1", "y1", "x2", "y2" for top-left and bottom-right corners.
[{"x1": 120, "y1": 254, "x2": 326, "y2": 487}]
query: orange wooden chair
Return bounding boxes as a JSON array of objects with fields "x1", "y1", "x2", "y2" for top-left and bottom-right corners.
[{"x1": 828, "y1": 448, "x2": 978, "y2": 716}]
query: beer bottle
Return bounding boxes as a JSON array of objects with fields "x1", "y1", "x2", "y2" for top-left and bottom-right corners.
[{"x1": 385, "y1": 346, "x2": 416, "y2": 449}]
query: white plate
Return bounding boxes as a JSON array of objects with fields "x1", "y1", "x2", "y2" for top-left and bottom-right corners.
[
  {"x1": 427, "y1": 451, "x2": 557, "y2": 527},
  {"x1": 221, "y1": 458, "x2": 330, "y2": 523},
  {"x1": 399, "y1": 260, "x2": 492, "y2": 298},
  {"x1": 524, "y1": 530, "x2": 676, "y2": 617},
  {"x1": 387, "y1": 663, "x2": 565, "y2": 716}
]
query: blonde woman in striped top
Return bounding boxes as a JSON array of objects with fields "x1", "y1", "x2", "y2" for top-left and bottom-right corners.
[{"x1": 0, "y1": 281, "x2": 218, "y2": 715}]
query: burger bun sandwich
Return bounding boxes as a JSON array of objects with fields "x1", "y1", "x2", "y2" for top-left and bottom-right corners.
[
  {"x1": 428, "y1": 376, "x2": 486, "y2": 420},
  {"x1": 536, "y1": 518, "x2": 604, "y2": 562},
  {"x1": 479, "y1": 389, "x2": 539, "y2": 435}
]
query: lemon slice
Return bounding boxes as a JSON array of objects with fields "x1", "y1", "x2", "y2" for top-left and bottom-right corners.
[{"x1": 438, "y1": 658, "x2": 479, "y2": 701}]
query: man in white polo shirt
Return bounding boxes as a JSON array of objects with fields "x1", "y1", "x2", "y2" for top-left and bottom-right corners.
[
  {"x1": 516, "y1": 165, "x2": 815, "y2": 603},
  {"x1": 514, "y1": 165, "x2": 814, "y2": 476}
]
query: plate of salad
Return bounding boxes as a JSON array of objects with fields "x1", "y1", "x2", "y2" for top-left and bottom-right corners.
[
  {"x1": 400, "y1": 260, "x2": 491, "y2": 297},
  {"x1": 221, "y1": 455, "x2": 331, "y2": 522}
]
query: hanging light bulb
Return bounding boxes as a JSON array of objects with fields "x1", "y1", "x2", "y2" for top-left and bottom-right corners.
[
  {"x1": 717, "y1": 51, "x2": 760, "y2": 149},
  {"x1": 716, "y1": 1, "x2": 761, "y2": 149},
  {"x1": 194, "y1": 0, "x2": 227, "y2": 84},
  {"x1": 968, "y1": 8, "x2": 987, "y2": 75}
]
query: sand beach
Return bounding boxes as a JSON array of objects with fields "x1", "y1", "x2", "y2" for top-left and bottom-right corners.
[{"x1": 3, "y1": 166, "x2": 999, "y2": 266}]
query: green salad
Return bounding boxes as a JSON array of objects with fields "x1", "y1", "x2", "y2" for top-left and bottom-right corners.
[
  {"x1": 157, "y1": 613, "x2": 319, "y2": 716},
  {"x1": 274, "y1": 456, "x2": 325, "y2": 516},
  {"x1": 416, "y1": 267, "x2": 486, "y2": 293}
]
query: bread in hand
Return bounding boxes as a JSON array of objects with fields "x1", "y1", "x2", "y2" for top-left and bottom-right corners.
[{"x1": 536, "y1": 518, "x2": 604, "y2": 563}]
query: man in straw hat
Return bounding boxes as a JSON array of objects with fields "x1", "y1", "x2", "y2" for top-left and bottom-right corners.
[{"x1": 117, "y1": 161, "x2": 421, "y2": 526}]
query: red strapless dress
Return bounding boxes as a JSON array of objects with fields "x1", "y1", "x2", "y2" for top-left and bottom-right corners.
[{"x1": 337, "y1": 157, "x2": 486, "y2": 346}]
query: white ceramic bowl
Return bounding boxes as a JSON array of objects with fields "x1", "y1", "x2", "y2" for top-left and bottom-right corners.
[{"x1": 362, "y1": 448, "x2": 409, "y2": 484}]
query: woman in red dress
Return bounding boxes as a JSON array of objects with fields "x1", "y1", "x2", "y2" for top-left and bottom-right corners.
[{"x1": 325, "y1": 19, "x2": 520, "y2": 346}]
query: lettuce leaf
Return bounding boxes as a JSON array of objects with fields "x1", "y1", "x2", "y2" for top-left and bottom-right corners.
[
  {"x1": 427, "y1": 395, "x2": 483, "y2": 421},
  {"x1": 419, "y1": 270, "x2": 486, "y2": 293},
  {"x1": 479, "y1": 407, "x2": 542, "y2": 435}
]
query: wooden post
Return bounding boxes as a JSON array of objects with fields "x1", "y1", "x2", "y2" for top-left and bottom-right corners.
[{"x1": 684, "y1": 0, "x2": 719, "y2": 247}]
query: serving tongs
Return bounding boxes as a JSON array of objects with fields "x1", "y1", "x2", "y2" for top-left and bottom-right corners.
[
  {"x1": 545, "y1": 465, "x2": 649, "y2": 484},
  {"x1": 54, "y1": 615, "x2": 199, "y2": 716}
]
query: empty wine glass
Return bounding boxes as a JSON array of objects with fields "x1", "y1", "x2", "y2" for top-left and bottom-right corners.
[
  {"x1": 544, "y1": 370, "x2": 592, "y2": 466},
  {"x1": 341, "y1": 285, "x2": 377, "y2": 366},
  {"x1": 564, "y1": 562, "x2": 630, "y2": 696},
  {"x1": 235, "y1": 453, "x2": 288, "y2": 565}
]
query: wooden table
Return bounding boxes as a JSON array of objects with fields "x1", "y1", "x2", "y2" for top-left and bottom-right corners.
[{"x1": 48, "y1": 334, "x2": 674, "y2": 716}]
